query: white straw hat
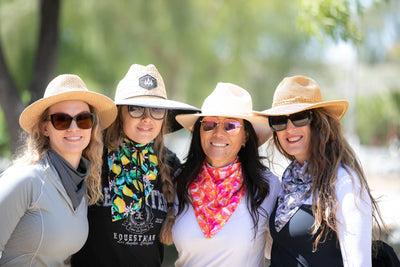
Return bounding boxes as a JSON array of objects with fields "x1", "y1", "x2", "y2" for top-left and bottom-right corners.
[
  {"x1": 254, "y1": 75, "x2": 348, "y2": 119},
  {"x1": 176, "y1": 82, "x2": 271, "y2": 145},
  {"x1": 114, "y1": 64, "x2": 199, "y2": 132},
  {"x1": 19, "y1": 74, "x2": 117, "y2": 132}
]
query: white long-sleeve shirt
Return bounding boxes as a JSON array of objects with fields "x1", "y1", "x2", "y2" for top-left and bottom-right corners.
[
  {"x1": 299, "y1": 166, "x2": 372, "y2": 267},
  {"x1": 172, "y1": 171, "x2": 281, "y2": 267}
]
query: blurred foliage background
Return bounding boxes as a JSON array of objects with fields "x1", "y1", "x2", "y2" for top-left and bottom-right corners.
[
  {"x1": 1, "y1": 0, "x2": 399, "y2": 158},
  {"x1": 0, "y1": 0, "x2": 399, "y2": 160}
]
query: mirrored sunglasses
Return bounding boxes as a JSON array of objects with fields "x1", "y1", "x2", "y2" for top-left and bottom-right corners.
[
  {"x1": 48, "y1": 112, "x2": 95, "y2": 130},
  {"x1": 127, "y1": 106, "x2": 166, "y2": 120},
  {"x1": 268, "y1": 110, "x2": 312, "y2": 132},
  {"x1": 200, "y1": 117, "x2": 242, "y2": 135}
]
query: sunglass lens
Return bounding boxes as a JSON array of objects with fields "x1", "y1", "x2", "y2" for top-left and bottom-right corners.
[
  {"x1": 128, "y1": 106, "x2": 145, "y2": 118},
  {"x1": 51, "y1": 114, "x2": 72, "y2": 130},
  {"x1": 269, "y1": 116, "x2": 288, "y2": 131},
  {"x1": 290, "y1": 111, "x2": 311, "y2": 127},
  {"x1": 223, "y1": 119, "x2": 241, "y2": 134},
  {"x1": 150, "y1": 108, "x2": 166, "y2": 120},
  {"x1": 76, "y1": 113, "x2": 94, "y2": 129},
  {"x1": 201, "y1": 119, "x2": 218, "y2": 131}
]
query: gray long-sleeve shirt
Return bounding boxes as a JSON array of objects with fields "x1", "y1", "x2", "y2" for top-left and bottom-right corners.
[{"x1": 0, "y1": 156, "x2": 88, "y2": 267}]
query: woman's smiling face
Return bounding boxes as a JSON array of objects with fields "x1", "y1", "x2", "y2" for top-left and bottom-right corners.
[
  {"x1": 200, "y1": 116, "x2": 247, "y2": 167},
  {"x1": 276, "y1": 119, "x2": 311, "y2": 165}
]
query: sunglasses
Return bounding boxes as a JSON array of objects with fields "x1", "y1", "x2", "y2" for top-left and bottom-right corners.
[
  {"x1": 48, "y1": 112, "x2": 95, "y2": 130},
  {"x1": 200, "y1": 117, "x2": 242, "y2": 135},
  {"x1": 127, "y1": 106, "x2": 167, "y2": 120},
  {"x1": 268, "y1": 110, "x2": 312, "y2": 132}
]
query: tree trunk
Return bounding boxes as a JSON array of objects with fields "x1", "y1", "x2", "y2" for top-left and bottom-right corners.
[
  {"x1": 0, "y1": 0, "x2": 60, "y2": 154},
  {"x1": 0, "y1": 43, "x2": 24, "y2": 154},
  {"x1": 29, "y1": 0, "x2": 60, "y2": 103}
]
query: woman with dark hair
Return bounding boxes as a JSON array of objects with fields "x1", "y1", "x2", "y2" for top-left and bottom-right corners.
[
  {"x1": 256, "y1": 75, "x2": 388, "y2": 267},
  {"x1": 166, "y1": 83, "x2": 281, "y2": 267}
]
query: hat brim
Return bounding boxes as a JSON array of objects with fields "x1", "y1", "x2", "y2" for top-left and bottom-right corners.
[
  {"x1": 19, "y1": 91, "x2": 117, "y2": 132},
  {"x1": 176, "y1": 112, "x2": 272, "y2": 146},
  {"x1": 254, "y1": 100, "x2": 349, "y2": 120},
  {"x1": 116, "y1": 96, "x2": 200, "y2": 133},
  {"x1": 115, "y1": 97, "x2": 197, "y2": 110}
]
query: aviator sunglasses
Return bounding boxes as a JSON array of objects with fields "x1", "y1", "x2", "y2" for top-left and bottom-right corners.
[
  {"x1": 268, "y1": 110, "x2": 312, "y2": 132},
  {"x1": 200, "y1": 117, "x2": 242, "y2": 135},
  {"x1": 48, "y1": 112, "x2": 95, "y2": 130},
  {"x1": 127, "y1": 106, "x2": 167, "y2": 120}
]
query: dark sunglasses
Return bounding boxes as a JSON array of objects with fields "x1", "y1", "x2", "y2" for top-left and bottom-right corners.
[
  {"x1": 127, "y1": 106, "x2": 166, "y2": 120},
  {"x1": 268, "y1": 110, "x2": 312, "y2": 132},
  {"x1": 48, "y1": 112, "x2": 95, "y2": 130},
  {"x1": 200, "y1": 117, "x2": 242, "y2": 135}
]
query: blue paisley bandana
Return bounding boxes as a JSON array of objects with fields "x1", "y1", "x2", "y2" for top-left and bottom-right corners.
[
  {"x1": 108, "y1": 136, "x2": 159, "y2": 222},
  {"x1": 275, "y1": 160, "x2": 312, "y2": 232}
]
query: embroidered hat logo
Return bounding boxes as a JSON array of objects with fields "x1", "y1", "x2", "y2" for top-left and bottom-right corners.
[{"x1": 139, "y1": 74, "x2": 157, "y2": 90}]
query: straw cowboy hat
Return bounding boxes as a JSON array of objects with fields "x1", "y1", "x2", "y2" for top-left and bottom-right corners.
[
  {"x1": 114, "y1": 64, "x2": 199, "y2": 132},
  {"x1": 19, "y1": 74, "x2": 117, "y2": 132},
  {"x1": 254, "y1": 75, "x2": 349, "y2": 119},
  {"x1": 176, "y1": 82, "x2": 271, "y2": 145}
]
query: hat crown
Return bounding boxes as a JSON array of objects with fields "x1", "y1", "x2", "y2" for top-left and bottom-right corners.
[
  {"x1": 201, "y1": 83, "x2": 253, "y2": 115},
  {"x1": 44, "y1": 74, "x2": 89, "y2": 98},
  {"x1": 272, "y1": 75, "x2": 323, "y2": 107},
  {"x1": 114, "y1": 64, "x2": 167, "y2": 102}
]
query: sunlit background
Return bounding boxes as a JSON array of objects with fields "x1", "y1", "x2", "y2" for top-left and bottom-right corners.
[{"x1": 1, "y1": 0, "x2": 399, "y2": 265}]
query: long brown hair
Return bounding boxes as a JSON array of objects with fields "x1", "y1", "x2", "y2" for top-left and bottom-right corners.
[
  {"x1": 15, "y1": 105, "x2": 104, "y2": 205},
  {"x1": 271, "y1": 108, "x2": 386, "y2": 251},
  {"x1": 104, "y1": 106, "x2": 175, "y2": 244}
]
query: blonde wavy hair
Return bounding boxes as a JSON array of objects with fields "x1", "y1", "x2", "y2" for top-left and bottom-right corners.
[
  {"x1": 15, "y1": 105, "x2": 104, "y2": 205},
  {"x1": 104, "y1": 106, "x2": 176, "y2": 245},
  {"x1": 270, "y1": 108, "x2": 386, "y2": 251}
]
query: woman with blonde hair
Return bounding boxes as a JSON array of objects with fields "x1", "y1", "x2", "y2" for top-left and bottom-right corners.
[
  {"x1": 255, "y1": 75, "x2": 387, "y2": 266},
  {"x1": 71, "y1": 64, "x2": 198, "y2": 267},
  {"x1": 0, "y1": 74, "x2": 117, "y2": 266}
]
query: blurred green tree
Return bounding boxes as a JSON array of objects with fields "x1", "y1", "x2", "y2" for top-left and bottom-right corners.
[{"x1": 0, "y1": 0, "x2": 388, "y2": 156}]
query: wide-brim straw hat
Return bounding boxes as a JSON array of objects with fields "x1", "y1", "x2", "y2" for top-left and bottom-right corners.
[
  {"x1": 254, "y1": 75, "x2": 349, "y2": 119},
  {"x1": 114, "y1": 64, "x2": 199, "y2": 132},
  {"x1": 19, "y1": 74, "x2": 117, "y2": 132},
  {"x1": 176, "y1": 82, "x2": 271, "y2": 145}
]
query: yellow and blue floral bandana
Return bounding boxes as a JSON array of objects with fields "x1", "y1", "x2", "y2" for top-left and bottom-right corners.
[{"x1": 108, "y1": 136, "x2": 159, "y2": 222}]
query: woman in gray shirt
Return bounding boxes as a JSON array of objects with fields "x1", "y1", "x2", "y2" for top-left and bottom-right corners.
[{"x1": 0, "y1": 74, "x2": 117, "y2": 267}]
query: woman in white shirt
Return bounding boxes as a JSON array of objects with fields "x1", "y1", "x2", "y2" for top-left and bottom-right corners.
[
  {"x1": 255, "y1": 75, "x2": 385, "y2": 267},
  {"x1": 168, "y1": 82, "x2": 281, "y2": 267}
]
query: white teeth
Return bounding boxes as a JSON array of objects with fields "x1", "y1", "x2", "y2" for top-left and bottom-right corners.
[
  {"x1": 288, "y1": 137, "x2": 301, "y2": 142},
  {"x1": 66, "y1": 137, "x2": 81, "y2": 141},
  {"x1": 211, "y1": 143, "x2": 227, "y2": 147}
]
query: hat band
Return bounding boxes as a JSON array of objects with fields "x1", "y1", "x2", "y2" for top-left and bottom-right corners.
[
  {"x1": 124, "y1": 94, "x2": 167, "y2": 100},
  {"x1": 273, "y1": 96, "x2": 322, "y2": 107}
]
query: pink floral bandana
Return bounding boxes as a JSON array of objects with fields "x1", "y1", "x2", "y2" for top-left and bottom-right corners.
[{"x1": 190, "y1": 158, "x2": 245, "y2": 238}]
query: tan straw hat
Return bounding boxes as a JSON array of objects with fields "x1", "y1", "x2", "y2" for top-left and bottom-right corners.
[
  {"x1": 19, "y1": 74, "x2": 117, "y2": 132},
  {"x1": 114, "y1": 64, "x2": 199, "y2": 132},
  {"x1": 254, "y1": 75, "x2": 349, "y2": 119},
  {"x1": 176, "y1": 82, "x2": 271, "y2": 145}
]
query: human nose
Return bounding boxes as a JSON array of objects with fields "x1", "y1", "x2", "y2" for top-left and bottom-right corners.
[
  {"x1": 141, "y1": 109, "x2": 152, "y2": 121},
  {"x1": 285, "y1": 120, "x2": 296, "y2": 131},
  {"x1": 212, "y1": 122, "x2": 226, "y2": 135},
  {"x1": 67, "y1": 119, "x2": 79, "y2": 130}
]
